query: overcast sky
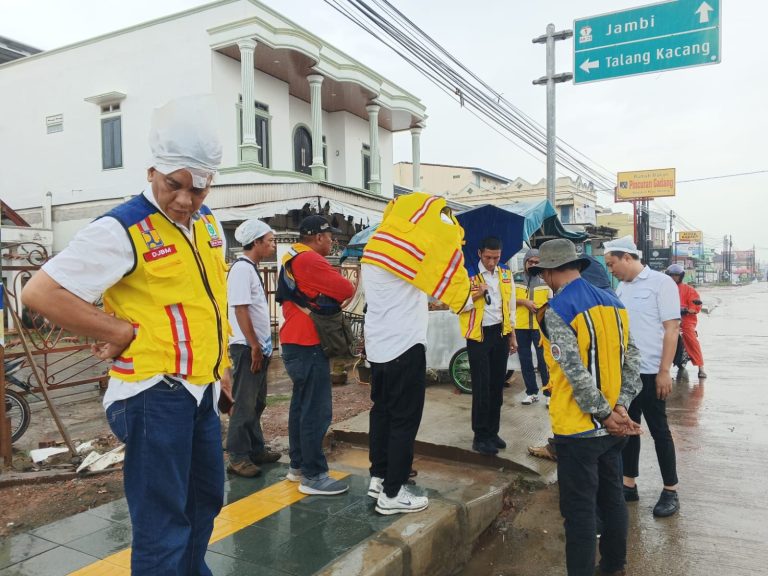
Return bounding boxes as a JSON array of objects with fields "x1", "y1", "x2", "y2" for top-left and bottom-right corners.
[{"x1": 3, "y1": 0, "x2": 765, "y2": 257}]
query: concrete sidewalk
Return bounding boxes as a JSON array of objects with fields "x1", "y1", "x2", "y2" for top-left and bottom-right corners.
[{"x1": 1, "y1": 380, "x2": 552, "y2": 576}]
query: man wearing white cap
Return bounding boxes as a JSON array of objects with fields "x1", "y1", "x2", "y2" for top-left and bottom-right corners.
[
  {"x1": 603, "y1": 235, "x2": 682, "y2": 518},
  {"x1": 226, "y1": 219, "x2": 281, "y2": 477},
  {"x1": 23, "y1": 95, "x2": 232, "y2": 575}
]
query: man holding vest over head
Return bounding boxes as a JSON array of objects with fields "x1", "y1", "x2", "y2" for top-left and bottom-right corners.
[
  {"x1": 531, "y1": 239, "x2": 642, "y2": 576},
  {"x1": 22, "y1": 95, "x2": 232, "y2": 575},
  {"x1": 276, "y1": 215, "x2": 355, "y2": 496},
  {"x1": 458, "y1": 237, "x2": 518, "y2": 456},
  {"x1": 362, "y1": 193, "x2": 470, "y2": 515},
  {"x1": 515, "y1": 248, "x2": 552, "y2": 406}
]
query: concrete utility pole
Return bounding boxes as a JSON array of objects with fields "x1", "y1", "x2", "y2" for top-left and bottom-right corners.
[
  {"x1": 669, "y1": 210, "x2": 676, "y2": 249},
  {"x1": 533, "y1": 24, "x2": 573, "y2": 206}
]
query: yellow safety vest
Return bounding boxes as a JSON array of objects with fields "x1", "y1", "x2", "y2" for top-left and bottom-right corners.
[
  {"x1": 361, "y1": 192, "x2": 470, "y2": 313},
  {"x1": 515, "y1": 282, "x2": 550, "y2": 330},
  {"x1": 102, "y1": 195, "x2": 231, "y2": 384},
  {"x1": 538, "y1": 278, "x2": 630, "y2": 437},
  {"x1": 458, "y1": 267, "x2": 514, "y2": 341}
]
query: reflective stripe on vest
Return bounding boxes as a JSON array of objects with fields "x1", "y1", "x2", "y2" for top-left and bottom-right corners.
[
  {"x1": 102, "y1": 196, "x2": 231, "y2": 384},
  {"x1": 458, "y1": 267, "x2": 514, "y2": 342},
  {"x1": 361, "y1": 192, "x2": 470, "y2": 313}
]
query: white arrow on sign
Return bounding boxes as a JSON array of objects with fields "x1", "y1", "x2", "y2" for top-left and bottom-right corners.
[
  {"x1": 580, "y1": 58, "x2": 600, "y2": 74},
  {"x1": 696, "y1": 1, "x2": 714, "y2": 23}
]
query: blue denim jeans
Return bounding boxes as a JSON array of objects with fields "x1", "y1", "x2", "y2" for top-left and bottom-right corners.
[
  {"x1": 281, "y1": 344, "x2": 332, "y2": 480},
  {"x1": 516, "y1": 328, "x2": 550, "y2": 395},
  {"x1": 106, "y1": 381, "x2": 224, "y2": 576}
]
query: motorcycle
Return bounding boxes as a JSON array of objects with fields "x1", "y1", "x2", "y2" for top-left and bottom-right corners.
[{"x1": 3, "y1": 357, "x2": 33, "y2": 443}]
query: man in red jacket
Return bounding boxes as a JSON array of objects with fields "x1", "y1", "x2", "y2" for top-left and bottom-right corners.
[
  {"x1": 666, "y1": 264, "x2": 706, "y2": 379},
  {"x1": 277, "y1": 215, "x2": 355, "y2": 495}
]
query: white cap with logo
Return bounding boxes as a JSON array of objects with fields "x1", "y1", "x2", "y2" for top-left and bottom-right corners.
[{"x1": 149, "y1": 95, "x2": 222, "y2": 189}]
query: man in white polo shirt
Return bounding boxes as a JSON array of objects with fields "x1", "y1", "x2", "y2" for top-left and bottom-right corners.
[
  {"x1": 226, "y1": 219, "x2": 281, "y2": 477},
  {"x1": 604, "y1": 236, "x2": 681, "y2": 518}
]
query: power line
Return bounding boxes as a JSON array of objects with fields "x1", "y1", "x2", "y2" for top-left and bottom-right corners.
[{"x1": 325, "y1": 0, "x2": 619, "y2": 192}]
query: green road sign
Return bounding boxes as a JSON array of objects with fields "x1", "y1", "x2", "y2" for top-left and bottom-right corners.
[{"x1": 573, "y1": 0, "x2": 720, "y2": 84}]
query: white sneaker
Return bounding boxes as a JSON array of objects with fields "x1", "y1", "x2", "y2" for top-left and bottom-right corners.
[
  {"x1": 285, "y1": 467, "x2": 302, "y2": 482},
  {"x1": 375, "y1": 485, "x2": 429, "y2": 515},
  {"x1": 522, "y1": 394, "x2": 539, "y2": 405},
  {"x1": 367, "y1": 476, "x2": 384, "y2": 499}
]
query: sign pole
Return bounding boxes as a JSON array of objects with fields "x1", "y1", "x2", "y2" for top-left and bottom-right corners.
[{"x1": 533, "y1": 24, "x2": 573, "y2": 206}]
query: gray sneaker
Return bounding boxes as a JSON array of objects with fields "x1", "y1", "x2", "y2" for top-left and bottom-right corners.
[
  {"x1": 285, "y1": 467, "x2": 302, "y2": 482},
  {"x1": 299, "y1": 475, "x2": 349, "y2": 496}
]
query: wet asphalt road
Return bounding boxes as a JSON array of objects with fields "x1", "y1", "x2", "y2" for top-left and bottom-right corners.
[{"x1": 461, "y1": 282, "x2": 768, "y2": 576}]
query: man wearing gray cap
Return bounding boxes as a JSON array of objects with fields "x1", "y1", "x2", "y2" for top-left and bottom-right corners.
[
  {"x1": 531, "y1": 239, "x2": 642, "y2": 576},
  {"x1": 22, "y1": 95, "x2": 231, "y2": 575},
  {"x1": 226, "y1": 219, "x2": 281, "y2": 478}
]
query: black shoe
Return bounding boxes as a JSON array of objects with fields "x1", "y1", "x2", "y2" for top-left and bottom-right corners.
[
  {"x1": 492, "y1": 436, "x2": 507, "y2": 449},
  {"x1": 472, "y1": 439, "x2": 498, "y2": 456},
  {"x1": 623, "y1": 484, "x2": 639, "y2": 502},
  {"x1": 653, "y1": 489, "x2": 679, "y2": 517}
]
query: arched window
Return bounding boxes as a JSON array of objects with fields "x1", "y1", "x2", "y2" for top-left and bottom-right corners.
[{"x1": 293, "y1": 126, "x2": 312, "y2": 175}]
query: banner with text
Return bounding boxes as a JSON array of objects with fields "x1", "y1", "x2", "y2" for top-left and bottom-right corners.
[
  {"x1": 677, "y1": 230, "x2": 703, "y2": 242},
  {"x1": 616, "y1": 168, "x2": 676, "y2": 201}
]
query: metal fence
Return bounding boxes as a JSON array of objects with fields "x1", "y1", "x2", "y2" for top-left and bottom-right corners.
[{"x1": 2, "y1": 241, "x2": 109, "y2": 392}]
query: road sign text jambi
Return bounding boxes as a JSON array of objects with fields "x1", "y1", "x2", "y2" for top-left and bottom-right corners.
[
  {"x1": 605, "y1": 15, "x2": 655, "y2": 37},
  {"x1": 573, "y1": 0, "x2": 720, "y2": 84}
]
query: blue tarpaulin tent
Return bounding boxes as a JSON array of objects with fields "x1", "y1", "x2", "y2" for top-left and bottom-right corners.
[
  {"x1": 339, "y1": 224, "x2": 379, "y2": 263},
  {"x1": 455, "y1": 204, "x2": 526, "y2": 274},
  {"x1": 500, "y1": 200, "x2": 588, "y2": 245}
]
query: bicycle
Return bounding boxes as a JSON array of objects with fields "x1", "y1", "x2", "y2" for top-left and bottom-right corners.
[
  {"x1": 4, "y1": 357, "x2": 32, "y2": 443},
  {"x1": 448, "y1": 347, "x2": 518, "y2": 394}
]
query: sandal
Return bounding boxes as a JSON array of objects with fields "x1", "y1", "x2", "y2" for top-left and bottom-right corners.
[{"x1": 528, "y1": 444, "x2": 557, "y2": 462}]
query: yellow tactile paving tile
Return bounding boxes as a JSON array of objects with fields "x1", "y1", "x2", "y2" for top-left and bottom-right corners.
[{"x1": 69, "y1": 471, "x2": 350, "y2": 575}]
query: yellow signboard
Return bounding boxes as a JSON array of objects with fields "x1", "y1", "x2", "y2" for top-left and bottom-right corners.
[
  {"x1": 677, "y1": 231, "x2": 703, "y2": 242},
  {"x1": 616, "y1": 168, "x2": 676, "y2": 201}
]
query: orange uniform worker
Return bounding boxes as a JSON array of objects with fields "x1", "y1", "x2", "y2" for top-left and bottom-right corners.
[{"x1": 665, "y1": 264, "x2": 706, "y2": 379}]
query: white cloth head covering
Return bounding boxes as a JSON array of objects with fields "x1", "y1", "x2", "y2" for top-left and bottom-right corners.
[
  {"x1": 603, "y1": 235, "x2": 642, "y2": 258},
  {"x1": 235, "y1": 219, "x2": 274, "y2": 245},
  {"x1": 149, "y1": 94, "x2": 222, "y2": 189}
]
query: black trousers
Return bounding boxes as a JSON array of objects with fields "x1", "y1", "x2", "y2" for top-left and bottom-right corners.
[
  {"x1": 369, "y1": 344, "x2": 426, "y2": 498},
  {"x1": 556, "y1": 435, "x2": 629, "y2": 576},
  {"x1": 622, "y1": 373, "x2": 679, "y2": 486},
  {"x1": 467, "y1": 324, "x2": 508, "y2": 442}
]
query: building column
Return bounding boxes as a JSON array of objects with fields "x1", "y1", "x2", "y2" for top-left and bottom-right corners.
[
  {"x1": 238, "y1": 39, "x2": 261, "y2": 165},
  {"x1": 366, "y1": 103, "x2": 381, "y2": 194},
  {"x1": 308, "y1": 74, "x2": 326, "y2": 180},
  {"x1": 410, "y1": 124, "x2": 423, "y2": 191}
]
